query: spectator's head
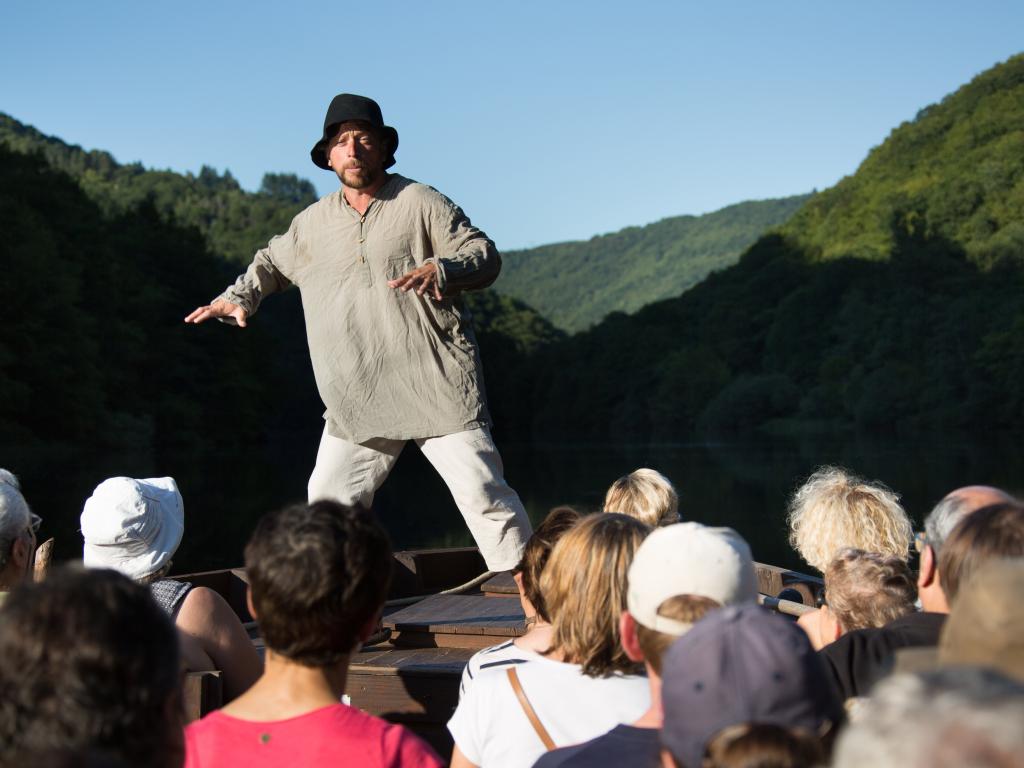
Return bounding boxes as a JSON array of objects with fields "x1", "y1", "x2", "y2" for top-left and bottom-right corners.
[
  {"x1": 513, "y1": 505, "x2": 582, "y2": 623},
  {"x1": 661, "y1": 604, "x2": 843, "y2": 768},
  {"x1": 832, "y1": 667, "x2": 1024, "y2": 768},
  {"x1": 818, "y1": 548, "x2": 916, "y2": 641},
  {"x1": 604, "y1": 468, "x2": 680, "y2": 527},
  {"x1": 0, "y1": 565, "x2": 183, "y2": 768},
  {"x1": 81, "y1": 476, "x2": 184, "y2": 582},
  {"x1": 939, "y1": 559, "x2": 1024, "y2": 683},
  {"x1": 787, "y1": 466, "x2": 911, "y2": 573},
  {"x1": 245, "y1": 500, "x2": 392, "y2": 666},
  {"x1": 541, "y1": 512, "x2": 651, "y2": 677},
  {"x1": 0, "y1": 469, "x2": 40, "y2": 589},
  {"x1": 917, "y1": 485, "x2": 1015, "y2": 613},
  {"x1": 622, "y1": 523, "x2": 758, "y2": 675},
  {"x1": 938, "y1": 501, "x2": 1024, "y2": 606}
]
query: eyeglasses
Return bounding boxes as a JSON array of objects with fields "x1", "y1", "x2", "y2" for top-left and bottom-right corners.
[{"x1": 26, "y1": 513, "x2": 42, "y2": 537}]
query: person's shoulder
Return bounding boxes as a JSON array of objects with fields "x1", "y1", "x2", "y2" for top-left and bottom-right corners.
[
  {"x1": 535, "y1": 726, "x2": 660, "y2": 768},
  {"x1": 331, "y1": 705, "x2": 444, "y2": 766},
  {"x1": 389, "y1": 175, "x2": 459, "y2": 209}
]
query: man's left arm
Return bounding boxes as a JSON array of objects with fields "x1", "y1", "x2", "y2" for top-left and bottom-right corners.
[{"x1": 388, "y1": 195, "x2": 500, "y2": 300}]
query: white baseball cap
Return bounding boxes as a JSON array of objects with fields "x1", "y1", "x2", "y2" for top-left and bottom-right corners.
[
  {"x1": 81, "y1": 477, "x2": 184, "y2": 580},
  {"x1": 626, "y1": 522, "x2": 757, "y2": 635}
]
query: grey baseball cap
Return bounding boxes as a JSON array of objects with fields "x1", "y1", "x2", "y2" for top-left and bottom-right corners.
[{"x1": 660, "y1": 604, "x2": 843, "y2": 768}]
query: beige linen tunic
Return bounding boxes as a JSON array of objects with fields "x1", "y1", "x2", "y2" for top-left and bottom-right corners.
[{"x1": 218, "y1": 174, "x2": 497, "y2": 443}]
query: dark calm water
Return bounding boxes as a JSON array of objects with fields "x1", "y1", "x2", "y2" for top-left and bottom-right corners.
[{"x1": 20, "y1": 429, "x2": 1024, "y2": 576}]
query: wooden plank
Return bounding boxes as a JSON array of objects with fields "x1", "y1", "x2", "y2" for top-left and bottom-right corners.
[
  {"x1": 351, "y1": 645, "x2": 476, "y2": 675},
  {"x1": 393, "y1": 547, "x2": 487, "y2": 595},
  {"x1": 754, "y1": 562, "x2": 822, "y2": 604},
  {"x1": 348, "y1": 652, "x2": 465, "y2": 759},
  {"x1": 389, "y1": 630, "x2": 519, "y2": 650},
  {"x1": 384, "y1": 594, "x2": 525, "y2": 638},
  {"x1": 183, "y1": 671, "x2": 222, "y2": 723},
  {"x1": 482, "y1": 570, "x2": 518, "y2": 596}
]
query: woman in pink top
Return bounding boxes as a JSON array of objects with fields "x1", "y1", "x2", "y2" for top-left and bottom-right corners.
[{"x1": 185, "y1": 500, "x2": 442, "y2": 768}]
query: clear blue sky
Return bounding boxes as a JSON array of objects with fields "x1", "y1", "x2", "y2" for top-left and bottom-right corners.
[{"x1": 3, "y1": 1, "x2": 1021, "y2": 250}]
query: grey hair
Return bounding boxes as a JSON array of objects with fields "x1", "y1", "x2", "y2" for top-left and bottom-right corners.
[
  {"x1": 923, "y1": 495, "x2": 971, "y2": 555},
  {"x1": 832, "y1": 667, "x2": 1024, "y2": 768},
  {"x1": 0, "y1": 470, "x2": 33, "y2": 571}
]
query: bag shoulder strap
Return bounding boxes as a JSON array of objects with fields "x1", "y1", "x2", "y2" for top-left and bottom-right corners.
[{"x1": 507, "y1": 666, "x2": 556, "y2": 751}]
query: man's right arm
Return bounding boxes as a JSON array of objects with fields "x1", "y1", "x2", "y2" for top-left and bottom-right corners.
[{"x1": 184, "y1": 219, "x2": 301, "y2": 327}]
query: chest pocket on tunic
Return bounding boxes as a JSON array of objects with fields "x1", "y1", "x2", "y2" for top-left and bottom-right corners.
[{"x1": 381, "y1": 231, "x2": 417, "y2": 281}]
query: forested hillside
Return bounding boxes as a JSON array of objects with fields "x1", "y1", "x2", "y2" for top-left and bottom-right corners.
[
  {"x1": 780, "y1": 53, "x2": 1024, "y2": 266},
  {"x1": 497, "y1": 194, "x2": 810, "y2": 332},
  {"x1": 499, "y1": 53, "x2": 1024, "y2": 440},
  {"x1": 0, "y1": 113, "x2": 316, "y2": 265}
]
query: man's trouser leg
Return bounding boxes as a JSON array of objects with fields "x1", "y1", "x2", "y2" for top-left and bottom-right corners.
[
  {"x1": 417, "y1": 426, "x2": 533, "y2": 572},
  {"x1": 307, "y1": 426, "x2": 404, "y2": 509}
]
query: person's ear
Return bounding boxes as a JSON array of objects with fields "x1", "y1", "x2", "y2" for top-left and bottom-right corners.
[
  {"x1": 10, "y1": 536, "x2": 30, "y2": 572},
  {"x1": 245, "y1": 586, "x2": 259, "y2": 621},
  {"x1": 620, "y1": 611, "x2": 644, "y2": 662},
  {"x1": 918, "y1": 545, "x2": 937, "y2": 589},
  {"x1": 512, "y1": 570, "x2": 525, "y2": 598}
]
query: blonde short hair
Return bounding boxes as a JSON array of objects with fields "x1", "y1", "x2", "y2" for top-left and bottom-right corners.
[
  {"x1": 824, "y1": 549, "x2": 916, "y2": 633},
  {"x1": 541, "y1": 513, "x2": 651, "y2": 677},
  {"x1": 603, "y1": 468, "x2": 680, "y2": 527},
  {"x1": 787, "y1": 466, "x2": 912, "y2": 573}
]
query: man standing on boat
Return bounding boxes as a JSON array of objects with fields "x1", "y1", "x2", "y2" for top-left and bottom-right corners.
[{"x1": 185, "y1": 94, "x2": 531, "y2": 572}]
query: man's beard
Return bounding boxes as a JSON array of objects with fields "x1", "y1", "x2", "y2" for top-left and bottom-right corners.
[{"x1": 339, "y1": 165, "x2": 383, "y2": 189}]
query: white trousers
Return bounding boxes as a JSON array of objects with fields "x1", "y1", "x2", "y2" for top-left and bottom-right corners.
[{"x1": 307, "y1": 426, "x2": 532, "y2": 571}]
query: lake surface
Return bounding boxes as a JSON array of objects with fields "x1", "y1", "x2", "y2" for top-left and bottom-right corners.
[{"x1": 24, "y1": 429, "x2": 1024, "y2": 576}]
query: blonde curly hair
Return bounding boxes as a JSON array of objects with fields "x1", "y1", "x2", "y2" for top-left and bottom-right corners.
[{"x1": 787, "y1": 466, "x2": 912, "y2": 573}]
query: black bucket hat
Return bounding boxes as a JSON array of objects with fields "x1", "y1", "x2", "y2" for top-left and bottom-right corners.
[{"x1": 310, "y1": 93, "x2": 399, "y2": 171}]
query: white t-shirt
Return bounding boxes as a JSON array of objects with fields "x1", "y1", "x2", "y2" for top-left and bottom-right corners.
[
  {"x1": 459, "y1": 639, "x2": 547, "y2": 700},
  {"x1": 448, "y1": 655, "x2": 650, "y2": 768}
]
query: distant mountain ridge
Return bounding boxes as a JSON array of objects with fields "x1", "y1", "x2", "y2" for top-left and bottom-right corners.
[{"x1": 496, "y1": 194, "x2": 811, "y2": 332}]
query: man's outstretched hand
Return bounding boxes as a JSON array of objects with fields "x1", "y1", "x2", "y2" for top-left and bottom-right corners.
[
  {"x1": 184, "y1": 298, "x2": 248, "y2": 327},
  {"x1": 388, "y1": 262, "x2": 442, "y2": 301}
]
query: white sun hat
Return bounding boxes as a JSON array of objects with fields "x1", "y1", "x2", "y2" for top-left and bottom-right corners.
[
  {"x1": 81, "y1": 477, "x2": 184, "y2": 580},
  {"x1": 626, "y1": 521, "x2": 758, "y2": 635}
]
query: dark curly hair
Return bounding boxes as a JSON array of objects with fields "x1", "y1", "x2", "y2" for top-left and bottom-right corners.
[
  {"x1": 0, "y1": 565, "x2": 182, "y2": 768},
  {"x1": 245, "y1": 500, "x2": 392, "y2": 666}
]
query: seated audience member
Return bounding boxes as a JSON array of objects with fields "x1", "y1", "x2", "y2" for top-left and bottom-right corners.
[
  {"x1": 603, "y1": 468, "x2": 680, "y2": 527},
  {"x1": 461, "y1": 506, "x2": 582, "y2": 699},
  {"x1": 185, "y1": 500, "x2": 443, "y2": 768},
  {"x1": 535, "y1": 522, "x2": 759, "y2": 768},
  {"x1": 787, "y1": 466, "x2": 912, "y2": 573},
  {"x1": 660, "y1": 604, "x2": 844, "y2": 768},
  {"x1": 831, "y1": 667, "x2": 1024, "y2": 768},
  {"x1": 0, "y1": 565, "x2": 184, "y2": 768},
  {"x1": 935, "y1": 501, "x2": 1024, "y2": 606},
  {"x1": 0, "y1": 469, "x2": 41, "y2": 599},
  {"x1": 81, "y1": 476, "x2": 261, "y2": 700},
  {"x1": 821, "y1": 499, "x2": 1024, "y2": 700},
  {"x1": 449, "y1": 514, "x2": 652, "y2": 768},
  {"x1": 915, "y1": 485, "x2": 1014, "y2": 615},
  {"x1": 799, "y1": 548, "x2": 916, "y2": 651},
  {"x1": 938, "y1": 558, "x2": 1024, "y2": 683}
]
